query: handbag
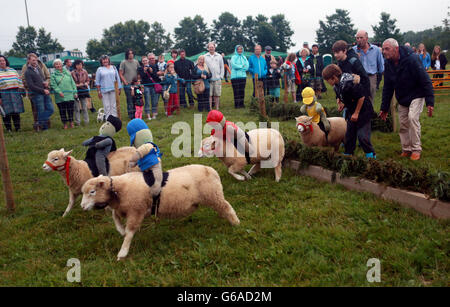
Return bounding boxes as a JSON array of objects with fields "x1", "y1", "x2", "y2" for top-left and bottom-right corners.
[
  {"x1": 147, "y1": 71, "x2": 163, "y2": 94},
  {"x1": 193, "y1": 79, "x2": 205, "y2": 95},
  {"x1": 163, "y1": 85, "x2": 171, "y2": 101}
]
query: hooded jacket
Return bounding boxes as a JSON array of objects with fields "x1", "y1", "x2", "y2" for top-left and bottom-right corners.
[
  {"x1": 381, "y1": 46, "x2": 434, "y2": 111},
  {"x1": 248, "y1": 53, "x2": 267, "y2": 79},
  {"x1": 337, "y1": 48, "x2": 370, "y2": 97},
  {"x1": 230, "y1": 45, "x2": 249, "y2": 80},
  {"x1": 50, "y1": 68, "x2": 77, "y2": 103}
]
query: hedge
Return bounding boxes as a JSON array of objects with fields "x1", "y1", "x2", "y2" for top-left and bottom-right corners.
[{"x1": 284, "y1": 138, "x2": 449, "y2": 201}]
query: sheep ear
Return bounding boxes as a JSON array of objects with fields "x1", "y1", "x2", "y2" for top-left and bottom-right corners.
[
  {"x1": 307, "y1": 116, "x2": 313, "y2": 121},
  {"x1": 59, "y1": 148, "x2": 65, "y2": 152},
  {"x1": 63, "y1": 150, "x2": 73, "y2": 158},
  {"x1": 295, "y1": 117, "x2": 300, "y2": 122}
]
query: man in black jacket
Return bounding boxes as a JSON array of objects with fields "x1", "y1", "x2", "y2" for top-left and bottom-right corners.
[
  {"x1": 379, "y1": 38, "x2": 434, "y2": 161},
  {"x1": 174, "y1": 49, "x2": 195, "y2": 108},
  {"x1": 311, "y1": 44, "x2": 324, "y2": 99}
]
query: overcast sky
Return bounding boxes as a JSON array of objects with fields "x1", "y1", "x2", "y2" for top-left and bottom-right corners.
[{"x1": 1, "y1": 0, "x2": 448, "y2": 56}]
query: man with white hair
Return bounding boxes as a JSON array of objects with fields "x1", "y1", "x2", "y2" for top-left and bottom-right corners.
[
  {"x1": 379, "y1": 38, "x2": 434, "y2": 161},
  {"x1": 353, "y1": 30, "x2": 384, "y2": 104},
  {"x1": 204, "y1": 42, "x2": 224, "y2": 110}
]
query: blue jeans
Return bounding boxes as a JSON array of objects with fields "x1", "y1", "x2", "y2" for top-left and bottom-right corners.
[
  {"x1": 143, "y1": 86, "x2": 151, "y2": 115},
  {"x1": 144, "y1": 86, "x2": 159, "y2": 115},
  {"x1": 33, "y1": 94, "x2": 54, "y2": 129}
]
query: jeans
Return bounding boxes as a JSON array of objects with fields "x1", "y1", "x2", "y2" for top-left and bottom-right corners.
[
  {"x1": 74, "y1": 98, "x2": 89, "y2": 125},
  {"x1": 143, "y1": 86, "x2": 151, "y2": 115},
  {"x1": 150, "y1": 87, "x2": 159, "y2": 114},
  {"x1": 33, "y1": 94, "x2": 54, "y2": 129},
  {"x1": 124, "y1": 87, "x2": 135, "y2": 119},
  {"x1": 179, "y1": 81, "x2": 194, "y2": 107}
]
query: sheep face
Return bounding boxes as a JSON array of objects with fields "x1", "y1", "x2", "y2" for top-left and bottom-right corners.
[
  {"x1": 43, "y1": 149, "x2": 72, "y2": 172},
  {"x1": 198, "y1": 136, "x2": 216, "y2": 158},
  {"x1": 295, "y1": 116, "x2": 313, "y2": 133},
  {"x1": 80, "y1": 176, "x2": 112, "y2": 211}
]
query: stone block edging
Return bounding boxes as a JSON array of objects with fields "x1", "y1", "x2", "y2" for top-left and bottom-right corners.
[{"x1": 284, "y1": 160, "x2": 449, "y2": 220}]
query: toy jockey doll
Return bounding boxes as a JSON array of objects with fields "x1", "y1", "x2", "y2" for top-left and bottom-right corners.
[
  {"x1": 300, "y1": 87, "x2": 330, "y2": 138},
  {"x1": 206, "y1": 110, "x2": 255, "y2": 163},
  {"x1": 83, "y1": 115, "x2": 122, "y2": 176},
  {"x1": 126, "y1": 119, "x2": 163, "y2": 207}
]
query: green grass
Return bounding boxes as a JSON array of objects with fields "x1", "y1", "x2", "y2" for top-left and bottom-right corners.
[{"x1": 0, "y1": 79, "x2": 449, "y2": 286}]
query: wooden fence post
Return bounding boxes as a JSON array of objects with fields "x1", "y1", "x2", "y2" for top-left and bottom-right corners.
[
  {"x1": 255, "y1": 74, "x2": 267, "y2": 117},
  {"x1": 114, "y1": 81, "x2": 121, "y2": 120},
  {"x1": 0, "y1": 116, "x2": 15, "y2": 212}
]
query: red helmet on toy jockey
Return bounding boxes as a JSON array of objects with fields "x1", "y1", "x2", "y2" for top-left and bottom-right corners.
[{"x1": 206, "y1": 110, "x2": 226, "y2": 126}]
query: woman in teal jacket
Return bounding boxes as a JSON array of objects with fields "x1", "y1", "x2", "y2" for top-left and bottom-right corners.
[
  {"x1": 418, "y1": 43, "x2": 431, "y2": 70},
  {"x1": 50, "y1": 59, "x2": 78, "y2": 129},
  {"x1": 230, "y1": 45, "x2": 249, "y2": 108}
]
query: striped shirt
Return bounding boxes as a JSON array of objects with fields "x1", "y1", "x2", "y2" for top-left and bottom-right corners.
[{"x1": 0, "y1": 68, "x2": 24, "y2": 91}]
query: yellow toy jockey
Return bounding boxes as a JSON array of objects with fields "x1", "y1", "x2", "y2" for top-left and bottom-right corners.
[{"x1": 300, "y1": 87, "x2": 330, "y2": 137}]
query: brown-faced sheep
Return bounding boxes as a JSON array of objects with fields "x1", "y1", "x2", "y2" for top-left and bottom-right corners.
[
  {"x1": 295, "y1": 116, "x2": 347, "y2": 152},
  {"x1": 80, "y1": 164, "x2": 240, "y2": 260},
  {"x1": 198, "y1": 128, "x2": 285, "y2": 182},
  {"x1": 43, "y1": 148, "x2": 138, "y2": 217}
]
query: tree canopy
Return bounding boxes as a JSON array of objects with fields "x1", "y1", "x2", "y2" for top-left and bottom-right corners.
[
  {"x1": 7, "y1": 26, "x2": 63, "y2": 57},
  {"x1": 316, "y1": 9, "x2": 356, "y2": 54}
]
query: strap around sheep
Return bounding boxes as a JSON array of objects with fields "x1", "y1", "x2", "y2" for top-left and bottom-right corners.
[
  {"x1": 297, "y1": 122, "x2": 313, "y2": 133},
  {"x1": 46, "y1": 156, "x2": 71, "y2": 186}
]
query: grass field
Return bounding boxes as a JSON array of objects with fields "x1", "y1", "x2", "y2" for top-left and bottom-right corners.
[{"x1": 0, "y1": 78, "x2": 449, "y2": 286}]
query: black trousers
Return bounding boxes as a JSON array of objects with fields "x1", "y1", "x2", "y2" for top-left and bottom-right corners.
[
  {"x1": 345, "y1": 118, "x2": 375, "y2": 155},
  {"x1": 57, "y1": 100, "x2": 74, "y2": 124},
  {"x1": 197, "y1": 90, "x2": 210, "y2": 112},
  {"x1": 179, "y1": 82, "x2": 194, "y2": 107},
  {"x1": 296, "y1": 82, "x2": 310, "y2": 102},
  {"x1": 232, "y1": 78, "x2": 246, "y2": 108},
  {"x1": 3, "y1": 113, "x2": 21, "y2": 131}
]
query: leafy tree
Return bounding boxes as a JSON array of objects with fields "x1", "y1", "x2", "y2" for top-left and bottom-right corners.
[
  {"x1": 211, "y1": 12, "x2": 243, "y2": 54},
  {"x1": 174, "y1": 15, "x2": 210, "y2": 56},
  {"x1": 254, "y1": 22, "x2": 278, "y2": 50},
  {"x1": 316, "y1": 9, "x2": 356, "y2": 54},
  {"x1": 86, "y1": 39, "x2": 107, "y2": 60},
  {"x1": 147, "y1": 22, "x2": 173, "y2": 56},
  {"x1": 270, "y1": 14, "x2": 294, "y2": 51},
  {"x1": 36, "y1": 28, "x2": 64, "y2": 55},
  {"x1": 242, "y1": 16, "x2": 257, "y2": 51},
  {"x1": 372, "y1": 12, "x2": 403, "y2": 44},
  {"x1": 8, "y1": 26, "x2": 37, "y2": 57}
]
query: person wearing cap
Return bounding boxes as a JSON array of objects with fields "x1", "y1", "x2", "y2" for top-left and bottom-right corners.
[
  {"x1": 127, "y1": 118, "x2": 163, "y2": 203},
  {"x1": 82, "y1": 115, "x2": 122, "y2": 176},
  {"x1": 262, "y1": 46, "x2": 276, "y2": 96},
  {"x1": 206, "y1": 110, "x2": 255, "y2": 161},
  {"x1": 300, "y1": 87, "x2": 330, "y2": 138}
]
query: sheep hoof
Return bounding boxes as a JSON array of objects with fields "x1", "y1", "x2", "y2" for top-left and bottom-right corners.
[{"x1": 117, "y1": 251, "x2": 128, "y2": 261}]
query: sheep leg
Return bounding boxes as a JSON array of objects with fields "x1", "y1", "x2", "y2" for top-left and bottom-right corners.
[
  {"x1": 62, "y1": 190, "x2": 76, "y2": 218},
  {"x1": 117, "y1": 212, "x2": 144, "y2": 261},
  {"x1": 240, "y1": 170, "x2": 252, "y2": 180},
  {"x1": 212, "y1": 199, "x2": 240, "y2": 226},
  {"x1": 248, "y1": 163, "x2": 261, "y2": 176},
  {"x1": 112, "y1": 210, "x2": 125, "y2": 236},
  {"x1": 228, "y1": 165, "x2": 245, "y2": 181},
  {"x1": 274, "y1": 162, "x2": 282, "y2": 182}
]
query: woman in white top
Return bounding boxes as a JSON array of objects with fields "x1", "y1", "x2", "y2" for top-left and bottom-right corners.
[{"x1": 95, "y1": 55, "x2": 122, "y2": 119}]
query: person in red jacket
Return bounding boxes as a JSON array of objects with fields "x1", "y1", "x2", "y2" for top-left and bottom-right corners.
[{"x1": 206, "y1": 110, "x2": 254, "y2": 161}]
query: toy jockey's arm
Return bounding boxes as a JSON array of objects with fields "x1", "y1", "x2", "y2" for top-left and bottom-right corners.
[
  {"x1": 300, "y1": 104, "x2": 307, "y2": 115},
  {"x1": 316, "y1": 103, "x2": 330, "y2": 131},
  {"x1": 130, "y1": 143, "x2": 155, "y2": 163},
  {"x1": 82, "y1": 137, "x2": 95, "y2": 147},
  {"x1": 95, "y1": 138, "x2": 113, "y2": 149}
]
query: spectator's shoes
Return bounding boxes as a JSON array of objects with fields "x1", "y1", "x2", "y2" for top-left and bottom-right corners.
[{"x1": 410, "y1": 152, "x2": 421, "y2": 161}]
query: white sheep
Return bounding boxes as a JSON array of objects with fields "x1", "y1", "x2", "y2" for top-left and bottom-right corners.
[
  {"x1": 198, "y1": 128, "x2": 285, "y2": 182},
  {"x1": 43, "y1": 147, "x2": 138, "y2": 217},
  {"x1": 295, "y1": 115, "x2": 347, "y2": 152},
  {"x1": 80, "y1": 164, "x2": 240, "y2": 260}
]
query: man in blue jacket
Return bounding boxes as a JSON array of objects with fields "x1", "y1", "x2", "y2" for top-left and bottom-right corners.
[
  {"x1": 379, "y1": 38, "x2": 434, "y2": 161},
  {"x1": 248, "y1": 45, "x2": 268, "y2": 97}
]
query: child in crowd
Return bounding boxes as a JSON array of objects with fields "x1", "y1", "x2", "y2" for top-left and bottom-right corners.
[
  {"x1": 266, "y1": 60, "x2": 282, "y2": 102},
  {"x1": 131, "y1": 78, "x2": 144, "y2": 119},
  {"x1": 164, "y1": 63, "x2": 183, "y2": 117},
  {"x1": 322, "y1": 64, "x2": 376, "y2": 159},
  {"x1": 282, "y1": 53, "x2": 297, "y2": 103},
  {"x1": 157, "y1": 54, "x2": 169, "y2": 115}
]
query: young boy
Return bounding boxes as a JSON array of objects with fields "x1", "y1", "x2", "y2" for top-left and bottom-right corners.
[
  {"x1": 322, "y1": 64, "x2": 376, "y2": 159},
  {"x1": 266, "y1": 60, "x2": 282, "y2": 102}
]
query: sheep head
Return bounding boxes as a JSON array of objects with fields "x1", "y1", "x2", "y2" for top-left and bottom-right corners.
[
  {"x1": 43, "y1": 148, "x2": 72, "y2": 172},
  {"x1": 198, "y1": 136, "x2": 217, "y2": 158},
  {"x1": 295, "y1": 116, "x2": 313, "y2": 133},
  {"x1": 80, "y1": 176, "x2": 113, "y2": 211}
]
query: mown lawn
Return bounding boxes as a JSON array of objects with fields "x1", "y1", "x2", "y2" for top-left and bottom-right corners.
[{"x1": 0, "y1": 78, "x2": 448, "y2": 286}]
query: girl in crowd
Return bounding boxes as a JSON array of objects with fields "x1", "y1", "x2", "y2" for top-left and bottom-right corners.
[
  {"x1": 157, "y1": 54, "x2": 169, "y2": 115},
  {"x1": 131, "y1": 78, "x2": 144, "y2": 119},
  {"x1": 71, "y1": 59, "x2": 90, "y2": 125},
  {"x1": 164, "y1": 63, "x2": 182, "y2": 117},
  {"x1": 51, "y1": 59, "x2": 77, "y2": 129},
  {"x1": 418, "y1": 43, "x2": 431, "y2": 70},
  {"x1": 95, "y1": 55, "x2": 122, "y2": 119},
  {"x1": 431, "y1": 45, "x2": 448, "y2": 86}
]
